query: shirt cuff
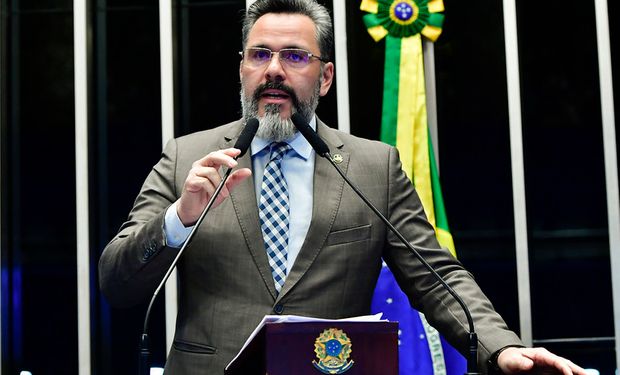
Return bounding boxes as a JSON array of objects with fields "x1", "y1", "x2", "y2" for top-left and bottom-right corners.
[{"x1": 164, "y1": 202, "x2": 194, "y2": 248}]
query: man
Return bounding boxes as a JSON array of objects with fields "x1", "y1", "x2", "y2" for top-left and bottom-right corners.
[{"x1": 99, "y1": 0, "x2": 586, "y2": 373}]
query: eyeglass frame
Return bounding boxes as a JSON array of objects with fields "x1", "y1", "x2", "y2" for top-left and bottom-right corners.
[{"x1": 239, "y1": 47, "x2": 329, "y2": 68}]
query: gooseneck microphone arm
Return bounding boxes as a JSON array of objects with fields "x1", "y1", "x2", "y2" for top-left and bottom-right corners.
[
  {"x1": 290, "y1": 113, "x2": 481, "y2": 375},
  {"x1": 138, "y1": 118, "x2": 259, "y2": 375}
]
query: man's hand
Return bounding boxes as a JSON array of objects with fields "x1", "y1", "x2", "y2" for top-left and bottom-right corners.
[
  {"x1": 498, "y1": 347, "x2": 587, "y2": 374},
  {"x1": 177, "y1": 148, "x2": 252, "y2": 226}
]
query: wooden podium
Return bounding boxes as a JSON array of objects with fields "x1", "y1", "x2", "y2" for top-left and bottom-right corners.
[{"x1": 225, "y1": 321, "x2": 398, "y2": 375}]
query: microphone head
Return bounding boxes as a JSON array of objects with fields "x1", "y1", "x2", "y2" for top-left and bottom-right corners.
[
  {"x1": 234, "y1": 118, "x2": 259, "y2": 157},
  {"x1": 290, "y1": 113, "x2": 330, "y2": 156}
]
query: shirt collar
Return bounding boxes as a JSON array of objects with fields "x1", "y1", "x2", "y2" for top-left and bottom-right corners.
[{"x1": 250, "y1": 115, "x2": 316, "y2": 161}]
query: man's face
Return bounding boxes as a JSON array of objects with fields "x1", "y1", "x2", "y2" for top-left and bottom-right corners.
[{"x1": 240, "y1": 13, "x2": 334, "y2": 121}]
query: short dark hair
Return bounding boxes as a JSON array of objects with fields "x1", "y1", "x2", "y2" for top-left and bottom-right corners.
[{"x1": 242, "y1": 0, "x2": 334, "y2": 61}]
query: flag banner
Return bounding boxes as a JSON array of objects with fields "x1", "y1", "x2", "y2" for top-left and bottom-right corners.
[
  {"x1": 361, "y1": 1, "x2": 466, "y2": 373},
  {"x1": 371, "y1": 263, "x2": 466, "y2": 374}
]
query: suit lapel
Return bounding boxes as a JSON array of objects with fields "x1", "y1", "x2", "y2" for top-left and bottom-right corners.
[
  {"x1": 225, "y1": 122, "x2": 279, "y2": 300},
  {"x1": 277, "y1": 120, "x2": 349, "y2": 301}
]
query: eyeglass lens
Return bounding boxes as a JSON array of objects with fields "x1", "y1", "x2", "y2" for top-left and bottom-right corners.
[{"x1": 245, "y1": 48, "x2": 312, "y2": 67}]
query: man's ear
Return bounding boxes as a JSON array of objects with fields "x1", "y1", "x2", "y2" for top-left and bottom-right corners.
[{"x1": 319, "y1": 62, "x2": 334, "y2": 96}]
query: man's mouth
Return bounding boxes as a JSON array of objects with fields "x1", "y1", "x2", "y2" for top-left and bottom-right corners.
[
  {"x1": 253, "y1": 82, "x2": 297, "y2": 107},
  {"x1": 261, "y1": 89, "x2": 290, "y2": 100}
]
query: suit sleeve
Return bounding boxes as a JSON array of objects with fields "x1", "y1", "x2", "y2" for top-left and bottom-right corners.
[
  {"x1": 380, "y1": 146, "x2": 523, "y2": 371},
  {"x1": 98, "y1": 138, "x2": 182, "y2": 308}
]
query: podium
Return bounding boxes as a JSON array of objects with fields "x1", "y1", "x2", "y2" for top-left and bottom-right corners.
[{"x1": 225, "y1": 321, "x2": 399, "y2": 375}]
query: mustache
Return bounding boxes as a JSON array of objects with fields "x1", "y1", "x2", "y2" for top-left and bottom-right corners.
[{"x1": 252, "y1": 81, "x2": 300, "y2": 109}]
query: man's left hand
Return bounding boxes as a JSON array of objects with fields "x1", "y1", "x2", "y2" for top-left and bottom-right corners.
[{"x1": 497, "y1": 347, "x2": 587, "y2": 374}]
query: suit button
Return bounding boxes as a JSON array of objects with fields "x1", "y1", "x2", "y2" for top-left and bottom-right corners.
[{"x1": 273, "y1": 304, "x2": 284, "y2": 315}]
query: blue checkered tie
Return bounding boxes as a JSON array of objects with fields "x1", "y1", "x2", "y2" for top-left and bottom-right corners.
[{"x1": 259, "y1": 142, "x2": 291, "y2": 293}]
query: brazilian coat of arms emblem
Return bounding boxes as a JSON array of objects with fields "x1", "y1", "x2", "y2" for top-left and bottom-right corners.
[{"x1": 312, "y1": 328, "x2": 354, "y2": 374}]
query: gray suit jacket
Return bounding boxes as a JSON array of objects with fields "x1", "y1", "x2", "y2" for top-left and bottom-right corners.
[{"x1": 99, "y1": 119, "x2": 522, "y2": 374}]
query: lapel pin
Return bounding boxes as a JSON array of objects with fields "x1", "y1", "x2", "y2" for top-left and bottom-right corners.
[{"x1": 331, "y1": 154, "x2": 344, "y2": 164}]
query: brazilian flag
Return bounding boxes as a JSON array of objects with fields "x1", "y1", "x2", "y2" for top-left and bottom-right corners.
[{"x1": 363, "y1": 1, "x2": 467, "y2": 373}]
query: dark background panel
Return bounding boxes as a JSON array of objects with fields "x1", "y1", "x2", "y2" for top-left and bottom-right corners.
[
  {"x1": 431, "y1": 0, "x2": 520, "y2": 331},
  {"x1": 106, "y1": 0, "x2": 157, "y2": 8},
  {"x1": 345, "y1": 2, "x2": 384, "y2": 142},
  {"x1": 313, "y1": 0, "x2": 337, "y2": 127},
  {"x1": 0, "y1": 0, "x2": 7, "y2": 366},
  {"x1": 517, "y1": 0, "x2": 614, "y2": 344},
  {"x1": 4, "y1": 7, "x2": 78, "y2": 374},
  {"x1": 12, "y1": 0, "x2": 71, "y2": 12},
  {"x1": 90, "y1": 2, "x2": 167, "y2": 374},
  {"x1": 176, "y1": 0, "x2": 249, "y2": 136},
  {"x1": 609, "y1": 0, "x2": 620, "y2": 193},
  {"x1": 103, "y1": 5, "x2": 163, "y2": 223}
]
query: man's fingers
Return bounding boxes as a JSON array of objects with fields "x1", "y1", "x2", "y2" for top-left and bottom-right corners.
[
  {"x1": 566, "y1": 360, "x2": 588, "y2": 375},
  {"x1": 524, "y1": 348, "x2": 575, "y2": 375},
  {"x1": 193, "y1": 148, "x2": 241, "y2": 169},
  {"x1": 179, "y1": 150, "x2": 250, "y2": 225},
  {"x1": 226, "y1": 168, "x2": 252, "y2": 191},
  {"x1": 187, "y1": 166, "x2": 250, "y2": 195},
  {"x1": 185, "y1": 167, "x2": 219, "y2": 193},
  {"x1": 504, "y1": 347, "x2": 585, "y2": 375},
  {"x1": 208, "y1": 168, "x2": 252, "y2": 207},
  {"x1": 499, "y1": 348, "x2": 534, "y2": 373}
]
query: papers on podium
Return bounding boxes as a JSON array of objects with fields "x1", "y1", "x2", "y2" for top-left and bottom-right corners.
[{"x1": 225, "y1": 313, "x2": 385, "y2": 371}]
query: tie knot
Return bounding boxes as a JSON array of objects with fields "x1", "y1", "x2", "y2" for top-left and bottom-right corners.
[{"x1": 269, "y1": 142, "x2": 290, "y2": 162}]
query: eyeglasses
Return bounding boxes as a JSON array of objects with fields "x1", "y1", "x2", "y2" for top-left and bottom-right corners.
[{"x1": 240, "y1": 47, "x2": 328, "y2": 68}]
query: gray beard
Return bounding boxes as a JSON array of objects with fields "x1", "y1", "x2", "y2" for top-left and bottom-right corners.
[
  {"x1": 240, "y1": 81, "x2": 321, "y2": 142},
  {"x1": 255, "y1": 104, "x2": 297, "y2": 142}
]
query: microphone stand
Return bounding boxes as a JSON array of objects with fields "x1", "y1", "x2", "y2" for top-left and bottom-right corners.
[{"x1": 290, "y1": 113, "x2": 480, "y2": 374}]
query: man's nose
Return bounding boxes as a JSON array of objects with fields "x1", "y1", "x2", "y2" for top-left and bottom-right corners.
[{"x1": 264, "y1": 53, "x2": 286, "y2": 82}]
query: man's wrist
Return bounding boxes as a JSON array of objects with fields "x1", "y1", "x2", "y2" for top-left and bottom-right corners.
[
  {"x1": 487, "y1": 345, "x2": 524, "y2": 374},
  {"x1": 488, "y1": 347, "x2": 507, "y2": 373}
]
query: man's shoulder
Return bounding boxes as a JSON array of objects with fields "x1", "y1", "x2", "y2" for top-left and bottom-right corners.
[{"x1": 318, "y1": 121, "x2": 392, "y2": 154}]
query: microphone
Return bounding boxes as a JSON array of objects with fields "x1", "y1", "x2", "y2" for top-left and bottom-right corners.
[
  {"x1": 234, "y1": 117, "x2": 260, "y2": 157},
  {"x1": 139, "y1": 118, "x2": 259, "y2": 375},
  {"x1": 291, "y1": 113, "x2": 330, "y2": 156},
  {"x1": 290, "y1": 113, "x2": 481, "y2": 375}
]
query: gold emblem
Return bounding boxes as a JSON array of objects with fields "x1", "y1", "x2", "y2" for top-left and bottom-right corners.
[
  {"x1": 331, "y1": 154, "x2": 344, "y2": 164},
  {"x1": 312, "y1": 328, "x2": 354, "y2": 374}
]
